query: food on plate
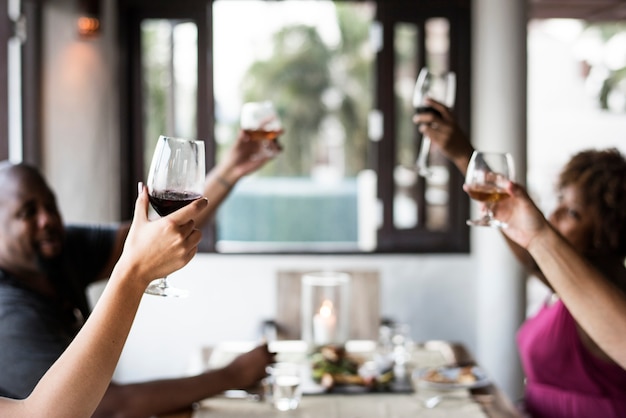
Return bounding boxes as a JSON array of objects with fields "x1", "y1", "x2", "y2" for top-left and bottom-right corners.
[
  {"x1": 311, "y1": 345, "x2": 362, "y2": 388},
  {"x1": 421, "y1": 365, "x2": 478, "y2": 384},
  {"x1": 310, "y1": 345, "x2": 393, "y2": 390}
]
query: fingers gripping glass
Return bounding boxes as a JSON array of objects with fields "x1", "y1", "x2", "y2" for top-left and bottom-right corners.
[
  {"x1": 412, "y1": 68, "x2": 456, "y2": 177},
  {"x1": 464, "y1": 151, "x2": 515, "y2": 228},
  {"x1": 145, "y1": 135, "x2": 206, "y2": 297},
  {"x1": 240, "y1": 101, "x2": 282, "y2": 159}
]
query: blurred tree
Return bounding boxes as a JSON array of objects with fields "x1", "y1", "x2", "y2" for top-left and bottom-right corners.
[
  {"x1": 239, "y1": 2, "x2": 374, "y2": 177},
  {"x1": 581, "y1": 22, "x2": 626, "y2": 112},
  {"x1": 141, "y1": 21, "x2": 171, "y2": 172}
]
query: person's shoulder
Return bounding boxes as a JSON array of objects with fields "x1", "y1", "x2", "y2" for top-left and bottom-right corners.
[
  {"x1": 64, "y1": 223, "x2": 122, "y2": 244},
  {"x1": 0, "y1": 270, "x2": 27, "y2": 298},
  {"x1": 0, "y1": 283, "x2": 48, "y2": 331}
]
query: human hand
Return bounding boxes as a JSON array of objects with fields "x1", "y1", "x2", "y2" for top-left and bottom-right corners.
[
  {"x1": 219, "y1": 129, "x2": 283, "y2": 181},
  {"x1": 476, "y1": 180, "x2": 550, "y2": 249},
  {"x1": 221, "y1": 344, "x2": 276, "y2": 390},
  {"x1": 413, "y1": 98, "x2": 473, "y2": 172},
  {"x1": 117, "y1": 184, "x2": 206, "y2": 285}
]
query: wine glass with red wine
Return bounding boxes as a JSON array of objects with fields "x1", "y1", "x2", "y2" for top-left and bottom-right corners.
[
  {"x1": 145, "y1": 135, "x2": 205, "y2": 297},
  {"x1": 240, "y1": 101, "x2": 282, "y2": 159},
  {"x1": 464, "y1": 151, "x2": 515, "y2": 228},
  {"x1": 412, "y1": 67, "x2": 456, "y2": 177}
]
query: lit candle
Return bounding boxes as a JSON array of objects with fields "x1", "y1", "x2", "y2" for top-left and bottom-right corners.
[{"x1": 313, "y1": 299, "x2": 337, "y2": 346}]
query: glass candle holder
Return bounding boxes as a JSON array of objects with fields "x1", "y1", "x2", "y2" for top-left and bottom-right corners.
[{"x1": 301, "y1": 271, "x2": 351, "y2": 349}]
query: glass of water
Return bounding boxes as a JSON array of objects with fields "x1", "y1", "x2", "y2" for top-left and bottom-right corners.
[{"x1": 266, "y1": 362, "x2": 302, "y2": 411}]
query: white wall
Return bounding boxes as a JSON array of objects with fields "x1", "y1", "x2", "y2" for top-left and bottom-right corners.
[
  {"x1": 99, "y1": 254, "x2": 477, "y2": 383},
  {"x1": 41, "y1": 0, "x2": 525, "y2": 400},
  {"x1": 42, "y1": 0, "x2": 120, "y2": 223},
  {"x1": 471, "y1": 0, "x2": 527, "y2": 401}
]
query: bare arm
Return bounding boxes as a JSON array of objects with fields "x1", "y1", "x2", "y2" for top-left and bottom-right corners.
[
  {"x1": 195, "y1": 129, "x2": 281, "y2": 228},
  {"x1": 25, "y1": 189, "x2": 205, "y2": 416},
  {"x1": 419, "y1": 101, "x2": 547, "y2": 279},
  {"x1": 0, "y1": 187, "x2": 206, "y2": 417},
  {"x1": 495, "y1": 181, "x2": 626, "y2": 368},
  {"x1": 93, "y1": 344, "x2": 275, "y2": 418}
]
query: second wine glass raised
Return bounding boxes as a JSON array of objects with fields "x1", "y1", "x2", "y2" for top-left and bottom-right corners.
[
  {"x1": 464, "y1": 150, "x2": 515, "y2": 228},
  {"x1": 412, "y1": 67, "x2": 456, "y2": 177},
  {"x1": 240, "y1": 101, "x2": 282, "y2": 159}
]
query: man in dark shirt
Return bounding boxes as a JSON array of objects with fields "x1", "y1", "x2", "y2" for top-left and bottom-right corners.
[
  {"x1": 0, "y1": 131, "x2": 280, "y2": 417},
  {"x1": 0, "y1": 225, "x2": 117, "y2": 397}
]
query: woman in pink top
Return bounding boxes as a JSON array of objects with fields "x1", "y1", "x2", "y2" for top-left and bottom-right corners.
[{"x1": 415, "y1": 99, "x2": 626, "y2": 418}]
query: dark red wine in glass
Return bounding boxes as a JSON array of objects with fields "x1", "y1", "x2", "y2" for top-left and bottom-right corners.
[
  {"x1": 149, "y1": 190, "x2": 202, "y2": 216},
  {"x1": 414, "y1": 105, "x2": 443, "y2": 119}
]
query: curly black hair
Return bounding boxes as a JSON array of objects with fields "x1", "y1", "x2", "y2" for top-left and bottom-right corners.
[{"x1": 557, "y1": 148, "x2": 626, "y2": 258}]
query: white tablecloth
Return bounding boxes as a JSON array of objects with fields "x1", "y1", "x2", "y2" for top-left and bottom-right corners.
[{"x1": 194, "y1": 390, "x2": 488, "y2": 418}]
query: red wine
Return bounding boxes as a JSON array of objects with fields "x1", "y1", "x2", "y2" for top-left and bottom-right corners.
[
  {"x1": 415, "y1": 106, "x2": 443, "y2": 119},
  {"x1": 149, "y1": 191, "x2": 202, "y2": 216}
]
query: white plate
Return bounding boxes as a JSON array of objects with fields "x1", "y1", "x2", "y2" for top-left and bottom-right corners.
[{"x1": 414, "y1": 365, "x2": 490, "y2": 390}]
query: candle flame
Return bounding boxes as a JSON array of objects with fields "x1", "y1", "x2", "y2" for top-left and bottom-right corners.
[{"x1": 319, "y1": 299, "x2": 334, "y2": 317}]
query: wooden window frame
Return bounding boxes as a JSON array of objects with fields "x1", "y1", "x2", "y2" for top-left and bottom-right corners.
[
  {"x1": 0, "y1": 0, "x2": 41, "y2": 164},
  {"x1": 117, "y1": 0, "x2": 471, "y2": 254},
  {"x1": 374, "y1": 1, "x2": 470, "y2": 253}
]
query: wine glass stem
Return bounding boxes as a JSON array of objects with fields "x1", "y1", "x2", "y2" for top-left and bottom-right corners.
[
  {"x1": 416, "y1": 136, "x2": 431, "y2": 176},
  {"x1": 485, "y1": 204, "x2": 495, "y2": 220}
]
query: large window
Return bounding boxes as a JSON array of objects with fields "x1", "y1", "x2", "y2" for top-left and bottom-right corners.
[
  {"x1": 118, "y1": 0, "x2": 470, "y2": 253},
  {"x1": 212, "y1": 1, "x2": 375, "y2": 252},
  {"x1": 0, "y1": 0, "x2": 41, "y2": 165},
  {"x1": 0, "y1": 0, "x2": 9, "y2": 160}
]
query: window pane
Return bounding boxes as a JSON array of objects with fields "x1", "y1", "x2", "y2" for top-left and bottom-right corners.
[
  {"x1": 213, "y1": 0, "x2": 376, "y2": 252},
  {"x1": 141, "y1": 19, "x2": 198, "y2": 177},
  {"x1": 393, "y1": 22, "x2": 419, "y2": 230},
  {"x1": 393, "y1": 18, "x2": 451, "y2": 232},
  {"x1": 424, "y1": 18, "x2": 451, "y2": 231}
]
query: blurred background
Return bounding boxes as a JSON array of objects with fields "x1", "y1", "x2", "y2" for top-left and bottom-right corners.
[{"x1": 2, "y1": 0, "x2": 626, "y2": 402}]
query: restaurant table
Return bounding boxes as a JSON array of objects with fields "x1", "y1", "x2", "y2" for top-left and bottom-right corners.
[{"x1": 161, "y1": 340, "x2": 522, "y2": 418}]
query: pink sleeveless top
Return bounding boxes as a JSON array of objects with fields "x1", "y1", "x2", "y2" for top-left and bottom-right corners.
[{"x1": 517, "y1": 299, "x2": 626, "y2": 418}]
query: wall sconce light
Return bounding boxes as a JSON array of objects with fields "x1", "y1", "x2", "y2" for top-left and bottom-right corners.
[{"x1": 77, "y1": 0, "x2": 101, "y2": 39}]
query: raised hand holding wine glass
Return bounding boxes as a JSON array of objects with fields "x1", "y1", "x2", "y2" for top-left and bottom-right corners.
[
  {"x1": 240, "y1": 101, "x2": 282, "y2": 159},
  {"x1": 145, "y1": 135, "x2": 206, "y2": 297},
  {"x1": 412, "y1": 67, "x2": 456, "y2": 177},
  {"x1": 464, "y1": 150, "x2": 515, "y2": 228}
]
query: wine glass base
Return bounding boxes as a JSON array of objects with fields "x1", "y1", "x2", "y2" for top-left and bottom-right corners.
[
  {"x1": 144, "y1": 280, "x2": 189, "y2": 298},
  {"x1": 466, "y1": 218, "x2": 508, "y2": 229},
  {"x1": 417, "y1": 167, "x2": 434, "y2": 178}
]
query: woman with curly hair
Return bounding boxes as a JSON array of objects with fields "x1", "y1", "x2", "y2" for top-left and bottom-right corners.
[{"x1": 415, "y1": 98, "x2": 626, "y2": 418}]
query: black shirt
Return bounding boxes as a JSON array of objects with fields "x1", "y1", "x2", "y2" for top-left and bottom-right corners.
[{"x1": 0, "y1": 225, "x2": 116, "y2": 398}]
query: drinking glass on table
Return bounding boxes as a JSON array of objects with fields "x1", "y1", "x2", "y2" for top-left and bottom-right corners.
[
  {"x1": 266, "y1": 362, "x2": 302, "y2": 411},
  {"x1": 145, "y1": 135, "x2": 205, "y2": 297},
  {"x1": 240, "y1": 101, "x2": 282, "y2": 159},
  {"x1": 412, "y1": 67, "x2": 456, "y2": 177},
  {"x1": 464, "y1": 150, "x2": 515, "y2": 228}
]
